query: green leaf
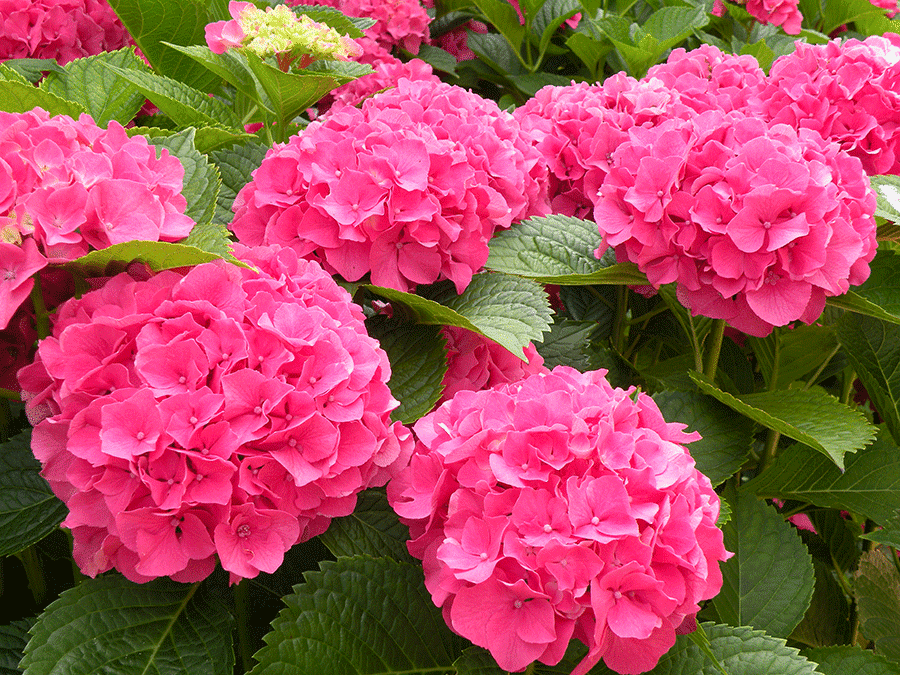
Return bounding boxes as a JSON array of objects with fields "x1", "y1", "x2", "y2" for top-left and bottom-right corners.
[
  {"x1": 368, "y1": 317, "x2": 447, "y2": 424},
  {"x1": 0, "y1": 620, "x2": 31, "y2": 675},
  {"x1": 860, "y1": 510, "x2": 900, "y2": 548},
  {"x1": 532, "y1": 0, "x2": 581, "y2": 55},
  {"x1": 209, "y1": 140, "x2": 269, "y2": 225},
  {"x1": 106, "y1": 0, "x2": 219, "y2": 92},
  {"x1": 486, "y1": 214, "x2": 648, "y2": 285},
  {"x1": 832, "y1": 249, "x2": 900, "y2": 325},
  {"x1": 652, "y1": 390, "x2": 753, "y2": 486},
  {"x1": 777, "y1": 325, "x2": 839, "y2": 388},
  {"x1": 0, "y1": 59, "x2": 64, "y2": 83},
  {"x1": 21, "y1": 576, "x2": 234, "y2": 675},
  {"x1": 713, "y1": 488, "x2": 815, "y2": 638},
  {"x1": 0, "y1": 81, "x2": 87, "y2": 117},
  {"x1": 790, "y1": 559, "x2": 852, "y2": 649},
  {"x1": 855, "y1": 547, "x2": 900, "y2": 663},
  {"x1": 414, "y1": 44, "x2": 459, "y2": 75},
  {"x1": 102, "y1": 64, "x2": 242, "y2": 130},
  {"x1": 565, "y1": 32, "x2": 612, "y2": 74},
  {"x1": 0, "y1": 63, "x2": 32, "y2": 84},
  {"x1": 147, "y1": 128, "x2": 220, "y2": 230},
  {"x1": 647, "y1": 623, "x2": 819, "y2": 675},
  {"x1": 242, "y1": 53, "x2": 368, "y2": 125},
  {"x1": 249, "y1": 557, "x2": 459, "y2": 675},
  {"x1": 317, "y1": 489, "x2": 413, "y2": 562},
  {"x1": 740, "y1": 40, "x2": 777, "y2": 72},
  {"x1": 365, "y1": 272, "x2": 552, "y2": 360},
  {"x1": 837, "y1": 313, "x2": 900, "y2": 446},
  {"x1": 805, "y1": 645, "x2": 900, "y2": 675},
  {"x1": 810, "y1": 509, "x2": 863, "y2": 574},
  {"x1": 535, "y1": 319, "x2": 596, "y2": 371},
  {"x1": 454, "y1": 646, "x2": 575, "y2": 674},
  {"x1": 871, "y1": 175, "x2": 900, "y2": 224},
  {"x1": 288, "y1": 4, "x2": 374, "y2": 37},
  {"x1": 66, "y1": 241, "x2": 227, "y2": 277},
  {"x1": 163, "y1": 44, "x2": 271, "y2": 113},
  {"x1": 38, "y1": 48, "x2": 149, "y2": 126},
  {"x1": 467, "y1": 32, "x2": 523, "y2": 75},
  {"x1": 744, "y1": 431, "x2": 900, "y2": 526},
  {"x1": 0, "y1": 430, "x2": 66, "y2": 558},
  {"x1": 690, "y1": 373, "x2": 877, "y2": 469},
  {"x1": 472, "y1": 0, "x2": 526, "y2": 52},
  {"x1": 640, "y1": 5, "x2": 709, "y2": 51},
  {"x1": 821, "y1": 0, "x2": 886, "y2": 36}
]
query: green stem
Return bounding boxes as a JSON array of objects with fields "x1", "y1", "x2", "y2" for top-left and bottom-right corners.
[
  {"x1": 0, "y1": 388, "x2": 19, "y2": 400},
  {"x1": 612, "y1": 285, "x2": 628, "y2": 353},
  {"x1": 15, "y1": 545, "x2": 46, "y2": 606},
  {"x1": 687, "y1": 313, "x2": 703, "y2": 373},
  {"x1": 803, "y1": 343, "x2": 841, "y2": 391},
  {"x1": 234, "y1": 579, "x2": 254, "y2": 673},
  {"x1": 30, "y1": 274, "x2": 49, "y2": 340},
  {"x1": 760, "y1": 428, "x2": 781, "y2": 473},
  {"x1": 703, "y1": 319, "x2": 726, "y2": 381},
  {"x1": 841, "y1": 369, "x2": 856, "y2": 406}
]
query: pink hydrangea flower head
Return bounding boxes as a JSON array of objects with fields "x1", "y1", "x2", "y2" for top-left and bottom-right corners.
[
  {"x1": 754, "y1": 34, "x2": 900, "y2": 175},
  {"x1": 324, "y1": 54, "x2": 440, "y2": 116},
  {"x1": 741, "y1": 0, "x2": 803, "y2": 34},
  {"x1": 0, "y1": 0, "x2": 132, "y2": 64},
  {"x1": 287, "y1": 0, "x2": 430, "y2": 54},
  {"x1": 0, "y1": 108, "x2": 194, "y2": 329},
  {"x1": 18, "y1": 243, "x2": 413, "y2": 583},
  {"x1": 592, "y1": 109, "x2": 877, "y2": 336},
  {"x1": 439, "y1": 326, "x2": 548, "y2": 404},
  {"x1": 388, "y1": 366, "x2": 729, "y2": 674},
  {"x1": 513, "y1": 76, "x2": 678, "y2": 219},
  {"x1": 429, "y1": 20, "x2": 488, "y2": 62},
  {"x1": 231, "y1": 78, "x2": 550, "y2": 294}
]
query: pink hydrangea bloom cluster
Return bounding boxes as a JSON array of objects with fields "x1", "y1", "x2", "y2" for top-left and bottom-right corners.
[
  {"x1": 753, "y1": 34, "x2": 900, "y2": 176},
  {"x1": 738, "y1": 0, "x2": 803, "y2": 34},
  {"x1": 439, "y1": 326, "x2": 547, "y2": 404},
  {"x1": 0, "y1": 0, "x2": 131, "y2": 64},
  {"x1": 324, "y1": 55, "x2": 440, "y2": 115},
  {"x1": 388, "y1": 366, "x2": 729, "y2": 675},
  {"x1": 592, "y1": 110, "x2": 877, "y2": 336},
  {"x1": 17, "y1": 244, "x2": 413, "y2": 584},
  {"x1": 0, "y1": 108, "x2": 193, "y2": 330},
  {"x1": 231, "y1": 78, "x2": 549, "y2": 294},
  {"x1": 513, "y1": 75, "x2": 679, "y2": 218},
  {"x1": 288, "y1": 0, "x2": 429, "y2": 55},
  {"x1": 428, "y1": 20, "x2": 488, "y2": 62}
]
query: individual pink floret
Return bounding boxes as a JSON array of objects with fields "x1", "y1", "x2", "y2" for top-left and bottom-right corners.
[
  {"x1": 18, "y1": 243, "x2": 413, "y2": 584},
  {"x1": 231, "y1": 78, "x2": 550, "y2": 294},
  {"x1": 0, "y1": 0, "x2": 132, "y2": 64},
  {"x1": 388, "y1": 366, "x2": 729, "y2": 674}
]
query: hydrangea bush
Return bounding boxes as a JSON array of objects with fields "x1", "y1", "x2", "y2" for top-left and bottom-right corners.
[{"x1": 2, "y1": 1, "x2": 900, "y2": 675}]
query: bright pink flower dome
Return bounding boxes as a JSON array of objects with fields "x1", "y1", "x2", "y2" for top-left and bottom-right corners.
[
  {"x1": 388, "y1": 366, "x2": 729, "y2": 675},
  {"x1": 0, "y1": 0, "x2": 131, "y2": 64},
  {"x1": 592, "y1": 110, "x2": 877, "y2": 337},
  {"x1": 0, "y1": 109, "x2": 194, "y2": 330},
  {"x1": 754, "y1": 34, "x2": 900, "y2": 176},
  {"x1": 231, "y1": 78, "x2": 550, "y2": 294},
  {"x1": 18, "y1": 244, "x2": 413, "y2": 584}
]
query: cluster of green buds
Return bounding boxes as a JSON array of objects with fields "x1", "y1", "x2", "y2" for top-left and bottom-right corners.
[{"x1": 206, "y1": 2, "x2": 362, "y2": 70}]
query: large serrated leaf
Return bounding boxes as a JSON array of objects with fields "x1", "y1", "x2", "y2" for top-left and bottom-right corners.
[
  {"x1": 0, "y1": 620, "x2": 31, "y2": 675},
  {"x1": 102, "y1": 64, "x2": 242, "y2": 130},
  {"x1": 713, "y1": 489, "x2": 815, "y2": 638},
  {"x1": 473, "y1": 0, "x2": 526, "y2": 51},
  {"x1": 690, "y1": 373, "x2": 876, "y2": 469},
  {"x1": 106, "y1": 0, "x2": 218, "y2": 92},
  {"x1": 454, "y1": 645, "x2": 574, "y2": 674},
  {"x1": 0, "y1": 430, "x2": 66, "y2": 558},
  {"x1": 317, "y1": 489, "x2": 413, "y2": 562},
  {"x1": 829, "y1": 249, "x2": 900, "y2": 324},
  {"x1": 652, "y1": 390, "x2": 753, "y2": 486},
  {"x1": 647, "y1": 623, "x2": 819, "y2": 675},
  {"x1": 148, "y1": 128, "x2": 220, "y2": 231},
  {"x1": 163, "y1": 43, "x2": 269, "y2": 113},
  {"x1": 368, "y1": 317, "x2": 447, "y2": 424},
  {"x1": 0, "y1": 59, "x2": 64, "y2": 83},
  {"x1": 0, "y1": 81, "x2": 87, "y2": 117},
  {"x1": 21, "y1": 576, "x2": 234, "y2": 675},
  {"x1": 855, "y1": 548, "x2": 900, "y2": 663},
  {"x1": 836, "y1": 313, "x2": 900, "y2": 446},
  {"x1": 486, "y1": 215, "x2": 648, "y2": 285},
  {"x1": 38, "y1": 48, "x2": 149, "y2": 126},
  {"x1": 288, "y1": 5, "x2": 374, "y2": 37},
  {"x1": 535, "y1": 319, "x2": 596, "y2": 371},
  {"x1": 805, "y1": 645, "x2": 900, "y2": 675},
  {"x1": 790, "y1": 559, "x2": 852, "y2": 649},
  {"x1": 209, "y1": 141, "x2": 269, "y2": 225},
  {"x1": 744, "y1": 432, "x2": 900, "y2": 526},
  {"x1": 249, "y1": 556, "x2": 459, "y2": 675},
  {"x1": 365, "y1": 272, "x2": 552, "y2": 360}
]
